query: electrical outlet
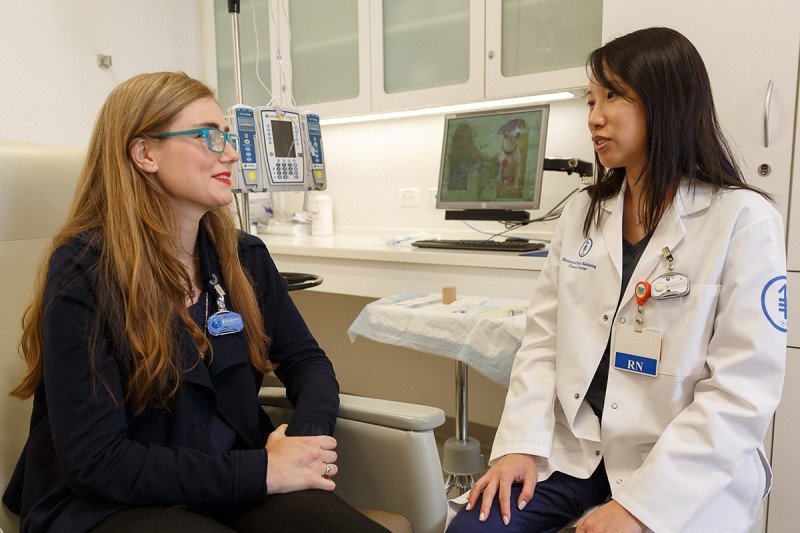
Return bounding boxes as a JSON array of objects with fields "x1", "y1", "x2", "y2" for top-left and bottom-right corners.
[{"x1": 398, "y1": 188, "x2": 420, "y2": 207}]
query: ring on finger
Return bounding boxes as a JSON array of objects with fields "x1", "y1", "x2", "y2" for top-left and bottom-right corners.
[{"x1": 324, "y1": 463, "x2": 332, "y2": 476}]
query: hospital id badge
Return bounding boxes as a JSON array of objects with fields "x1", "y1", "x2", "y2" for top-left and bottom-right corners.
[
  {"x1": 613, "y1": 324, "x2": 662, "y2": 377},
  {"x1": 207, "y1": 310, "x2": 244, "y2": 336}
]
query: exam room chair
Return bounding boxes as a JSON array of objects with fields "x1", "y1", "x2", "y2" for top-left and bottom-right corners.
[
  {"x1": 0, "y1": 140, "x2": 84, "y2": 533},
  {"x1": 0, "y1": 140, "x2": 449, "y2": 533},
  {"x1": 260, "y1": 388, "x2": 448, "y2": 533}
]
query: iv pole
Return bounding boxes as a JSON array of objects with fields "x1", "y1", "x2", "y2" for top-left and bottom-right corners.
[
  {"x1": 224, "y1": 1, "x2": 323, "y2": 292},
  {"x1": 228, "y1": 0, "x2": 250, "y2": 233}
]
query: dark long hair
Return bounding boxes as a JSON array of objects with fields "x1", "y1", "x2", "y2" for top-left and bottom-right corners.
[{"x1": 583, "y1": 27, "x2": 768, "y2": 235}]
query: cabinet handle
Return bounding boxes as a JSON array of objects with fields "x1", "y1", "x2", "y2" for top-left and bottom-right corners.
[{"x1": 764, "y1": 79, "x2": 774, "y2": 148}]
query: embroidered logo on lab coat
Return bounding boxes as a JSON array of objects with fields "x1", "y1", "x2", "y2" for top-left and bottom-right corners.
[
  {"x1": 579, "y1": 238, "x2": 593, "y2": 257},
  {"x1": 562, "y1": 257, "x2": 598, "y2": 271},
  {"x1": 761, "y1": 275, "x2": 788, "y2": 332}
]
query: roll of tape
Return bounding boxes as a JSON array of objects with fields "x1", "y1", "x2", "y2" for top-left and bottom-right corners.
[{"x1": 442, "y1": 286, "x2": 457, "y2": 304}]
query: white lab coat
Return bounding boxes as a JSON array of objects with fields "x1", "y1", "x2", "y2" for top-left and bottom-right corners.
[{"x1": 491, "y1": 181, "x2": 787, "y2": 532}]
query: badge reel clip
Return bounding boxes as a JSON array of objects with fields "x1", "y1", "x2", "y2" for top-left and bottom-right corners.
[
  {"x1": 613, "y1": 280, "x2": 661, "y2": 377},
  {"x1": 206, "y1": 274, "x2": 244, "y2": 336},
  {"x1": 634, "y1": 281, "x2": 651, "y2": 333},
  {"x1": 651, "y1": 247, "x2": 690, "y2": 300}
]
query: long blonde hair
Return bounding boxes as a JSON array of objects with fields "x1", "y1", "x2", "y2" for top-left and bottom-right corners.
[{"x1": 11, "y1": 72, "x2": 271, "y2": 413}]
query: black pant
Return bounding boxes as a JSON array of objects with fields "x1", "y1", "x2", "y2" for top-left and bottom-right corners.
[
  {"x1": 447, "y1": 461, "x2": 611, "y2": 533},
  {"x1": 90, "y1": 490, "x2": 390, "y2": 533}
]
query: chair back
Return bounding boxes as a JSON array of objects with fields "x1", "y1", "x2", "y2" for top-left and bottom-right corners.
[{"x1": 0, "y1": 140, "x2": 83, "y2": 532}]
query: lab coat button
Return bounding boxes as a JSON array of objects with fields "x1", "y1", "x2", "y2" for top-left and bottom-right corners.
[
  {"x1": 594, "y1": 450, "x2": 600, "y2": 456},
  {"x1": 611, "y1": 403, "x2": 618, "y2": 409},
  {"x1": 573, "y1": 393, "x2": 580, "y2": 400},
  {"x1": 602, "y1": 314, "x2": 609, "y2": 321},
  {"x1": 619, "y1": 318, "x2": 626, "y2": 324},
  {"x1": 616, "y1": 479, "x2": 623, "y2": 485}
]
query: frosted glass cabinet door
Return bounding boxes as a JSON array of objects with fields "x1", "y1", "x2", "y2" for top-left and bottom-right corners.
[
  {"x1": 371, "y1": 0, "x2": 485, "y2": 111},
  {"x1": 214, "y1": 0, "x2": 273, "y2": 111},
  {"x1": 286, "y1": 0, "x2": 371, "y2": 117},
  {"x1": 485, "y1": 0, "x2": 603, "y2": 99}
]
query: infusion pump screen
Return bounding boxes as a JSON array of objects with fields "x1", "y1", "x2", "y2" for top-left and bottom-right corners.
[{"x1": 271, "y1": 120, "x2": 297, "y2": 158}]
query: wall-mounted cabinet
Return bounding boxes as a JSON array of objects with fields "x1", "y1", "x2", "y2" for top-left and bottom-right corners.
[
  {"x1": 787, "y1": 94, "x2": 800, "y2": 271},
  {"x1": 285, "y1": 0, "x2": 372, "y2": 117},
  {"x1": 485, "y1": 0, "x2": 602, "y2": 99},
  {"x1": 369, "y1": 0, "x2": 485, "y2": 112},
  {"x1": 213, "y1": 0, "x2": 603, "y2": 117},
  {"x1": 769, "y1": 344, "x2": 800, "y2": 532}
]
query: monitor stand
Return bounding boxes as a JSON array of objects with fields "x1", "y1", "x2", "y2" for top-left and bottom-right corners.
[{"x1": 445, "y1": 209, "x2": 530, "y2": 223}]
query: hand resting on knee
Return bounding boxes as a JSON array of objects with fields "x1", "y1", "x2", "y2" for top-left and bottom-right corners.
[{"x1": 465, "y1": 453, "x2": 538, "y2": 526}]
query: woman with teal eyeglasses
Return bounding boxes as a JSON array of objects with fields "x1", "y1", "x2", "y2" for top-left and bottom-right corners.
[
  {"x1": 152, "y1": 127, "x2": 241, "y2": 154},
  {"x1": 3, "y1": 71, "x2": 388, "y2": 533}
]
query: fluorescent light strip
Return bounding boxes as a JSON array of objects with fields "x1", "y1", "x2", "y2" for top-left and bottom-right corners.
[{"x1": 319, "y1": 91, "x2": 581, "y2": 126}]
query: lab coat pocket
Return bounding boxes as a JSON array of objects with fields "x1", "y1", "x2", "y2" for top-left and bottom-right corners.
[
  {"x1": 685, "y1": 284, "x2": 721, "y2": 298},
  {"x1": 654, "y1": 284, "x2": 720, "y2": 376}
]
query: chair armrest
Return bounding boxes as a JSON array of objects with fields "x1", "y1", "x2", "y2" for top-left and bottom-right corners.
[
  {"x1": 258, "y1": 386, "x2": 446, "y2": 432},
  {"x1": 258, "y1": 386, "x2": 448, "y2": 533}
]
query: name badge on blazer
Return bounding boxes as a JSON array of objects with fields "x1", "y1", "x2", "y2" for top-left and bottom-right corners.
[
  {"x1": 614, "y1": 324, "x2": 662, "y2": 377},
  {"x1": 207, "y1": 310, "x2": 244, "y2": 336}
]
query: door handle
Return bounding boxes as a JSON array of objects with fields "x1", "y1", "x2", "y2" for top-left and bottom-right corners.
[{"x1": 764, "y1": 79, "x2": 774, "y2": 148}]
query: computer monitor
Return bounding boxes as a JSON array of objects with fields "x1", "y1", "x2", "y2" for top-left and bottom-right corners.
[{"x1": 436, "y1": 104, "x2": 549, "y2": 222}]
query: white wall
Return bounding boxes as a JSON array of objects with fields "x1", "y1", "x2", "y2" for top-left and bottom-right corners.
[{"x1": 0, "y1": 0, "x2": 209, "y2": 148}]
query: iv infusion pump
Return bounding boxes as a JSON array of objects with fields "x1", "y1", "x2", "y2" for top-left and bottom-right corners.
[
  {"x1": 226, "y1": 104, "x2": 327, "y2": 193},
  {"x1": 229, "y1": 105, "x2": 260, "y2": 190},
  {"x1": 260, "y1": 107, "x2": 305, "y2": 189}
]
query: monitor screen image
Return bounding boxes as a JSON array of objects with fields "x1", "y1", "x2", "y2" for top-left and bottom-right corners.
[{"x1": 437, "y1": 104, "x2": 549, "y2": 211}]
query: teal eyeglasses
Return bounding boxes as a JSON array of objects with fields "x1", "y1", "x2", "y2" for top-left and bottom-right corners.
[{"x1": 152, "y1": 127, "x2": 239, "y2": 154}]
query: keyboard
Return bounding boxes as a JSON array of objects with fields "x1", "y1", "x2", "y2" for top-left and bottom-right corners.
[{"x1": 411, "y1": 239, "x2": 545, "y2": 252}]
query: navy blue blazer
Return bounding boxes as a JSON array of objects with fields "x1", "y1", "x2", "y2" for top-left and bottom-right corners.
[{"x1": 3, "y1": 224, "x2": 339, "y2": 532}]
